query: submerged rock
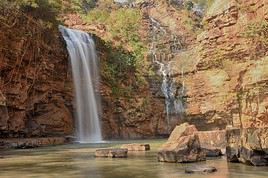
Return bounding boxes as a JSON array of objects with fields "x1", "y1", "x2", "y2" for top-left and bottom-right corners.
[
  {"x1": 185, "y1": 165, "x2": 217, "y2": 174},
  {"x1": 226, "y1": 127, "x2": 268, "y2": 166},
  {"x1": 121, "y1": 143, "x2": 150, "y2": 151},
  {"x1": 197, "y1": 130, "x2": 226, "y2": 157},
  {"x1": 95, "y1": 148, "x2": 128, "y2": 158},
  {"x1": 158, "y1": 123, "x2": 206, "y2": 163}
]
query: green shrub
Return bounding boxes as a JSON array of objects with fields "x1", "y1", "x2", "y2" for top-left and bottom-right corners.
[
  {"x1": 84, "y1": 8, "x2": 110, "y2": 23},
  {"x1": 87, "y1": 6, "x2": 147, "y2": 90},
  {"x1": 6, "y1": 0, "x2": 62, "y2": 28},
  {"x1": 242, "y1": 21, "x2": 268, "y2": 47},
  {"x1": 69, "y1": 0, "x2": 97, "y2": 13},
  {"x1": 185, "y1": 1, "x2": 194, "y2": 11}
]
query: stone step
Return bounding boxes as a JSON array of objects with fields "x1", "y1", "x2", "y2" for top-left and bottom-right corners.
[
  {"x1": 121, "y1": 143, "x2": 150, "y2": 151},
  {"x1": 95, "y1": 148, "x2": 128, "y2": 158}
]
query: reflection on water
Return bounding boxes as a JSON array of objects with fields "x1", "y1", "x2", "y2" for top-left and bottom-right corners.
[{"x1": 0, "y1": 139, "x2": 267, "y2": 178}]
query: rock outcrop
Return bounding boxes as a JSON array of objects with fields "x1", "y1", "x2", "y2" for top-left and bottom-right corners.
[
  {"x1": 197, "y1": 130, "x2": 226, "y2": 156},
  {"x1": 0, "y1": 4, "x2": 74, "y2": 138},
  {"x1": 1, "y1": 0, "x2": 268, "y2": 142},
  {"x1": 95, "y1": 148, "x2": 128, "y2": 158},
  {"x1": 54, "y1": 0, "x2": 268, "y2": 140},
  {"x1": 121, "y1": 143, "x2": 150, "y2": 151},
  {"x1": 170, "y1": 0, "x2": 268, "y2": 130},
  {"x1": 0, "y1": 137, "x2": 66, "y2": 149},
  {"x1": 226, "y1": 127, "x2": 268, "y2": 166},
  {"x1": 158, "y1": 123, "x2": 206, "y2": 163}
]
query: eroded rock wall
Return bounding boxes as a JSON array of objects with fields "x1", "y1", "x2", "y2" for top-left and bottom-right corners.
[
  {"x1": 171, "y1": 0, "x2": 268, "y2": 129},
  {"x1": 0, "y1": 5, "x2": 74, "y2": 138},
  {"x1": 95, "y1": 38, "x2": 167, "y2": 139}
]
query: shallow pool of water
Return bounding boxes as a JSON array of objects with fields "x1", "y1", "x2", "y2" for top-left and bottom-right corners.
[{"x1": 0, "y1": 139, "x2": 267, "y2": 178}]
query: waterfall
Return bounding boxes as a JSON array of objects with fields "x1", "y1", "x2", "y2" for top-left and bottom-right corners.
[
  {"x1": 148, "y1": 17, "x2": 185, "y2": 128},
  {"x1": 59, "y1": 26, "x2": 102, "y2": 143}
]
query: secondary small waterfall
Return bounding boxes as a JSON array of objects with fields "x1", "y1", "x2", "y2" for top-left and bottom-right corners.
[
  {"x1": 148, "y1": 17, "x2": 185, "y2": 129},
  {"x1": 59, "y1": 26, "x2": 102, "y2": 143}
]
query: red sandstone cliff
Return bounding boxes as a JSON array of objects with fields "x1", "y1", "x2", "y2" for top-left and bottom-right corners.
[
  {"x1": 1, "y1": 0, "x2": 267, "y2": 140},
  {"x1": 0, "y1": 5, "x2": 74, "y2": 138},
  {"x1": 171, "y1": 0, "x2": 268, "y2": 129}
]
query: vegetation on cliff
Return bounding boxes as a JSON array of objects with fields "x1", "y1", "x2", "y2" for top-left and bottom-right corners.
[{"x1": 83, "y1": 1, "x2": 148, "y2": 98}]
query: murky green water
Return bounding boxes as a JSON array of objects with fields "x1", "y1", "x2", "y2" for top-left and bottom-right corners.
[{"x1": 0, "y1": 139, "x2": 267, "y2": 178}]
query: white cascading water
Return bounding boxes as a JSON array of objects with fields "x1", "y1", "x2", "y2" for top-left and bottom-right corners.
[
  {"x1": 149, "y1": 17, "x2": 185, "y2": 128},
  {"x1": 59, "y1": 25, "x2": 102, "y2": 143}
]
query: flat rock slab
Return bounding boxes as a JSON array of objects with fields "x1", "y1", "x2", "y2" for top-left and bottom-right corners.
[
  {"x1": 0, "y1": 137, "x2": 66, "y2": 149},
  {"x1": 95, "y1": 148, "x2": 128, "y2": 158},
  {"x1": 185, "y1": 166, "x2": 217, "y2": 174},
  {"x1": 121, "y1": 144, "x2": 150, "y2": 151}
]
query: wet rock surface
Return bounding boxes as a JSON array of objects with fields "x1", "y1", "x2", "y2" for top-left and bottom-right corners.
[
  {"x1": 121, "y1": 144, "x2": 150, "y2": 151},
  {"x1": 95, "y1": 148, "x2": 128, "y2": 158},
  {"x1": 197, "y1": 130, "x2": 226, "y2": 157},
  {"x1": 226, "y1": 127, "x2": 268, "y2": 166},
  {"x1": 185, "y1": 165, "x2": 217, "y2": 174},
  {"x1": 0, "y1": 137, "x2": 67, "y2": 149},
  {"x1": 158, "y1": 123, "x2": 206, "y2": 163},
  {"x1": 167, "y1": 0, "x2": 268, "y2": 131},
  {"x1": 0, "y1": 5, "x2": 74, "y2": 138}
]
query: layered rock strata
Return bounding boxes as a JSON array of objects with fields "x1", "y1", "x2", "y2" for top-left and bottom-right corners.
[
  {"x1": 158, "y1": 123, "x2": 206, "y2": 163},
  {"x1": 121, "y1": 143, "x2": 150, "y2": 151},
  {"x1": 226, "y1": 127, "x2": 268, "y2": 166},
  {"x1": 0, "y1": 5, "x2": 74, "y2": 138},
  {"x1": 95, "y1": 148, "x2": 128, "y2": 158}
]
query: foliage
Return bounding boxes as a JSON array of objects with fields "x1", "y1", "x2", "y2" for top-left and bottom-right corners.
[
  {"x1": 107, "y1": 8, "x2": 146, "y2": 60},
  {"x1": 100, "y1": 42, "x2": 141, "y2": 97},
  {"x1": 85, "y1": 7, "x2": 145, "y2": 54},
  {"x1": 3, "y1": 0, "x2": 98, "y2": 27},
  {"x1": 191, "y1": 0, "x2": 215, "y2": 9},
  {"x1": 102, "y1": 43, "x2": 136, "y2": 83},
  {"x1": 85, "y1": 5, "x2": 148, "y2": 93},
  {"x1": 242, "y1": 21, "x2": 268, "y2": 48},
  {"x1": 84, "y1": 8, "x2": 110, "y2": 23},
  {"x1": 185, "y1": 1, "x2": 194, "y2": 11},
  {"x1": 0, "y1": 0, "x2": 63, "y2": 28},
  {"x1": 68, "y1": 0, "x2": 97, "y2": 13}
]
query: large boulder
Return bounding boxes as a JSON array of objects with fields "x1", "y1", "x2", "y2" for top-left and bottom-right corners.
[
  {"x1": 121, "y1": 143, "x2": 150, "y2": 151},
  {"x1": 226, "y1": 127, "x2": 268, "y2": 166},
  {"x1": 95, "y1": 148, "x2": 128, "y2": 158},
  {"x1": 158, "y1": 123, "x2": 206, "y2": 163},
  {"x1": 197, "y1": 130, "x2": 226, "y2": 157}
]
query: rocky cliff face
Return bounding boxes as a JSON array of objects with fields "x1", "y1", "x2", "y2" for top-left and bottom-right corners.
[
  {"x1": 1, "y1": 0, "x2": 267, "y2": 140},
  {"x1": 59, "y1": 0, "x2": 268, "y2": 138},
  {"x1": 0, "y1": 5, "x2": 74, "y2": 138},
  {"x1": 52, "y1": 13, "x2": 169, "y2": 139},
  {"x1": 95, "y1": 36, "x2": 168, "y2": 139},
  {"x1": 170, "y1": 0, "x2": 268, "y2": 129}
]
